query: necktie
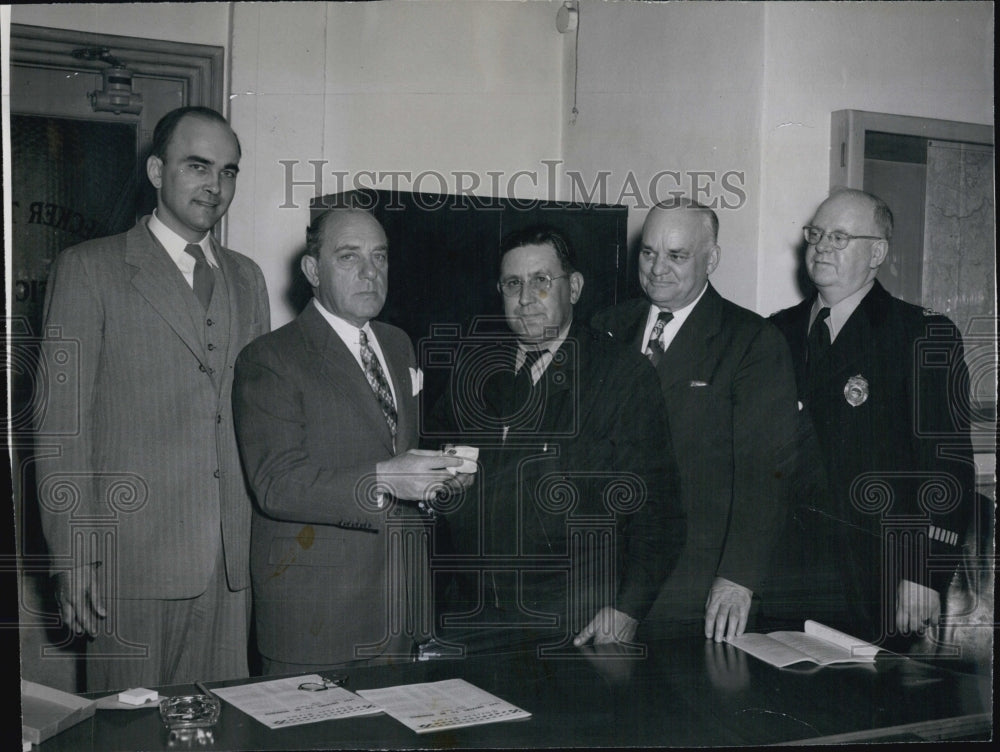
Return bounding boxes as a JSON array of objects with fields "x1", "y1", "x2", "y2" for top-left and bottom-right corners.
[
  {"x1": 359, "y1": 330, "x2": 397, "y2": 438},
  {"x1": 183, "y1": 243, "x2": 214, "y2": 311},
  {"x1": 520, "y1": 350, "x2": 546, "y2": 380},
  {"x1": 646, "y1": 310, "x2": 674, "y2": 367},
  {"x1": 807, "y1": 307, "x2": 831, "y2": 369}
]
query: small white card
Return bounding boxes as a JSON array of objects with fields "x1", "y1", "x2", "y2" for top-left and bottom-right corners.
[{"x1": 444, "y1": 445, "x2": 479, "y2": 474}]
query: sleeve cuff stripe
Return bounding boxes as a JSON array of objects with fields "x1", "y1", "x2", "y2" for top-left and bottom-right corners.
[{"x1": 928, "y1": 525, "x2": 959, "y2": 546}]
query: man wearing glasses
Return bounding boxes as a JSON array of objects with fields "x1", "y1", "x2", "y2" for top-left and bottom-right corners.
[
  {"x1": 424, "y1": 225, "x2": 685, "y2": 653},
  {"x1": 770, "y1": 188, "x2": 974, "y2": 647},
  {"x1": 593, "y1": 198, "x2": 800, "y2": 644}
]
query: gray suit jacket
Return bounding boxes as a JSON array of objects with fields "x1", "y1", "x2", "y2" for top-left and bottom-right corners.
[
  {"x1": 233, "y1": 302, "x2": 428, "y2": 665},
  {"x1": 35, "y1": 217, "x2": 270, "y2": 598}
]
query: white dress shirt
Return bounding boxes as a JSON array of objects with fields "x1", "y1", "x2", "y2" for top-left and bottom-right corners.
[
  {"x1": 811, "y1": 281, "x2": 875, "y2": 343},
  {"x1": 311, "y1": 298, "x2": 398, "y2": 406},
  {"x1": 641, "y1": 282, "x2": 710, "y2": 355},
  {"x1": 147, "y1": 210, "x2": 218, "y2": 290}
]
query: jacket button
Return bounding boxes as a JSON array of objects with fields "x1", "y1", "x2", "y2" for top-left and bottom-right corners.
[
  {"x1": 207, "y1": 343, "x2": 216, "y2": 351},
  {"x1": 199, "y1": 364, "x2": 207, "y2": 372},
  {"x1": 213, "y1": 469, "x2": 221, "y2": 478},
  {"x1": 217, "y1": 414, "x2": 222, "y2": 424},
  {"x1": 206, "y1": 318, "x2": 214, "y2": 326}
]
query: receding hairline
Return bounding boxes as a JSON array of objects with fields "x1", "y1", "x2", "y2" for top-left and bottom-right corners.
[{"x1": 646, "y1": 200, "x2": 719, "y2": 244}]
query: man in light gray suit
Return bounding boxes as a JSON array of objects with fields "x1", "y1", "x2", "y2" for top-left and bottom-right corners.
[
  {"x1": 233, "y1": 207, "x2": 469, "y2": 674},
  {"x1": 34, "y1": 107, "x2": 270, "y2": 691}
]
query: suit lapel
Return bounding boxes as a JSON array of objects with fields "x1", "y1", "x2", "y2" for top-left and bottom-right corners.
[
  {"x1": 300, "y1": 305, "x2": 396, "y2": 454},
  {"x1": 657, "y1": 284, "x2": 723, "y2": 389},
  {"x1": 214, "y1": 239, "x2": 245, "y2": 376},
  {"x1": 803, "y1": 283, "x2": 887, "y2": 402},
  {"x1": 125, "y1": 219, "x2": 206, "y2": 362}
]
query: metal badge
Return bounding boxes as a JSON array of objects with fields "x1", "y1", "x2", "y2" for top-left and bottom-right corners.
[{"x1": 844, "y1": 374, "x2": 869, "y2": 407}]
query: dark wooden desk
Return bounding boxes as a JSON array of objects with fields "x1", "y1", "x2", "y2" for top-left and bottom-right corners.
[{"x1": 32, "y1": 637, "x2": 992, "y2": 749}]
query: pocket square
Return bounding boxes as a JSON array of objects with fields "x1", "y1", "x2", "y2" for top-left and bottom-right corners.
[
  {"x1": 689, "y1": 380, "x2": 709, "y2": 387},
  {"x1": 409, "y1": 367, "x2": 423, "y2": 397}
]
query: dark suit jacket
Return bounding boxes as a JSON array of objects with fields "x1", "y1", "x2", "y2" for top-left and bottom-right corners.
[
  {"x1": 233, "y1": 302, "x2": 428, "y2": 665},
  {"x1": 594, "y1": 284, "x2": 799, "y2": 628},
  {"x1": 425, "y1": 322, "x2": 685, "y2": 627},
  {"x1": 35, "y1": 217, "x2": 270, "y2": 598},
  {"x1": 770, "y1": 281, "x2": 975, "y2": 618}
]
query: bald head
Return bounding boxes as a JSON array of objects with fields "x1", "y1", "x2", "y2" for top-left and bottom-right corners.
[{"x1": 638, "y1": 200, "x2": 720, "y2": 311}]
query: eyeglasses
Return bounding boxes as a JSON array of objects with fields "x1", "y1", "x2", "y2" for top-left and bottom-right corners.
[
  {"x1": 497, "y1": 274, "x2": 569, "y2": 297},
  {"x1": 803, "y1": 226, "x2": 884, "y2": 250},
  {"x1": 297, "y1": 675, "x2": 348, "y2": 691}
]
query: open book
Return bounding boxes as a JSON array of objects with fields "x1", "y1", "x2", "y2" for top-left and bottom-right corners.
[{"x1": 726, "y1": 620, "x2": 880, "y2": 668}]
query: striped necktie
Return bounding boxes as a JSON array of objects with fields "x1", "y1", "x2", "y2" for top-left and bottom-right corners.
[{"x1": 647, "y1": 310, "x2": 674, "y2": 367}]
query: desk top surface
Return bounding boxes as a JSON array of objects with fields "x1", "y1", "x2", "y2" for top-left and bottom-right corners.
[{"x1": 31, "y1": 636, "x2": 993, "y2": 750}]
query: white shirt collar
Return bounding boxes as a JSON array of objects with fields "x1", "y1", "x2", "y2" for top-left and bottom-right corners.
[
  {"x1": 812, "y1": 281, "x2": 874, "y2": 342},
  {"x1": 643, "y1": 282, "x2": 709, "y2": 352},
  {"x1": 148, "y1": 210, "x2": 218, "y2": 268},
  {"x1": 516, "y1": 319, "x2": 572, "y2": 385}
]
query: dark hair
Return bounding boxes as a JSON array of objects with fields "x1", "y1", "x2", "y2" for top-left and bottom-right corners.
[
  {"x1": 304, "y1": 208, "x2": 379, "y2": 260},
  {"x1": 650, "y1": 197, "x2": 719, "y2": 243},
  {"x1": 827, "y1": 188, "x2": 894, "y2": 241},
  {"x1": 499, "y1": 225, "x2": 577, "y2": 275},
  {"x1": 149, "y1": 106, "x2": 241, "y2": 161}
]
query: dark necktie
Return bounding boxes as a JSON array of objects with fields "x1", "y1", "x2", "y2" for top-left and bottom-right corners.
[
  {"x1": 807, "y1": 307, "x2": 832, "y2": 369},
  {"x1": 520, "y1": 348, "x2": 546, "y2": 386},
  {"x1": 646, "y1": 310, "x2": 674, "y2": 367},
  {"x1": 183, "y1": 243, "x2": 214, "y2": 311},
  {"x1": 359, "y1": 330, "x2": 397, "y2": 438}
]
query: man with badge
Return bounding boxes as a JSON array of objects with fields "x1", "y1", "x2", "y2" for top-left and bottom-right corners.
[{"x1": 770, "y1": 188, "x2": 975, "y2": 646}]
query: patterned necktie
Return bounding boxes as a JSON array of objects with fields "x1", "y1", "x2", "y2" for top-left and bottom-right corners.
[
  {"x1": 359, "y1": 330, "x2": 397, "y2": 438},
  {"x1": 646, "y1": 310, "x2": 674, "y2": 367},
  {"x1": 807, "y1": 307, "x2": 832, "y2": 370},
  {"x1": 183, "y1": 243, "x2": 214, "y2": 311},
  {"x1": 520, "y1": 348, "x2": 546, "y2": 385}
]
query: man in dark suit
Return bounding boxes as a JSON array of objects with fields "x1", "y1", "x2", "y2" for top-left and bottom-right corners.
[
  {"x1": 34, "y1": 107, "x2": 270, "y2": 690},
  {"x1": 593, "y1": 199, "x2": 799, "y2": 642},
  {"x1": 233, "y1": 208, "x2": 469, "y2": 674},
  {"x1": 770, "y1": 188, "x2": 974, "y2": 645},
  {"x1": 426, "y1": 226, "x2": 685, "y2": 653}
]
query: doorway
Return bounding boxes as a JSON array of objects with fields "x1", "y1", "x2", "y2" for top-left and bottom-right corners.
[{"x1": 7, "y1": 23, "x2": 225, "y2": 692}]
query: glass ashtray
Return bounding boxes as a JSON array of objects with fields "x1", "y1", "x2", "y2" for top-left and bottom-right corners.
[{"x1": 159, "y1": 694, "x2": 221, "y2": 730}]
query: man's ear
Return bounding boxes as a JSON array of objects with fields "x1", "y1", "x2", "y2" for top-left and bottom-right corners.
[
  {"x1": 300, "y1": 253, "x2": 319, "y2": 288},
  {"x1": 870, "y1": 239, "x2": 889, "y2": 269},
  {"x1": 146, "y1": 155, "x2": 163, "y2": 190},
  {"x1": 706, "y1": 244, "x2": 721, "y2": 276},
  {"x1": 569, "y1": 271, "x2": 584, "y2": 304}
]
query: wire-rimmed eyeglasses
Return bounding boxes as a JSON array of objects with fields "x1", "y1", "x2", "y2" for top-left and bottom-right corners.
[
  {"x1": 297, "y1": 675, "x2": 348, "y2": 691},
  {"x1": 497, "y1": 274, "x2": 569, "y2": 297},
  {"x1": 803, "y1": 226, "x2": 884, "y2": 250}
]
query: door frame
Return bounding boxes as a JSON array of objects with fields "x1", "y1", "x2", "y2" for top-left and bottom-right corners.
[{"x1": 10, "y1": 23, "x2": 224, "y2": 113}]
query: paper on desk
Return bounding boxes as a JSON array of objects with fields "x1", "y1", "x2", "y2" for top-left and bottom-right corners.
[
  {"x1": 210, "y1": 675, "x2": 381, "y2": 729},
  {"x1": 357, "y1": 678, "x2": 530, "y2": 734}
]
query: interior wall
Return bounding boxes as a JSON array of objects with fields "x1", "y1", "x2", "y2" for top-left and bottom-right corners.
[
  {"x1": 10, "y1": 2, "x2": 231, "y2": 48},
  {"x1": 561, "y1": 0, "x2": 767, "y2": 312},
  {"x1": 756, "y1": 1, "x2": 994, "y2": 315},
  {"x1": 230, "y1": 0, "x2": 563, "y2": 327}
]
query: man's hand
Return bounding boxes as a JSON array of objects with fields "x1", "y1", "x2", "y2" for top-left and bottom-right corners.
[
  {"x1": 573, "y1": 606, "x2": 639, "y2": 647},
  {"x1": 704, "y1": 577, "x2": 752, "y2": 642},
  {"x1": 377, "y1": 449, "x2": 474, "y2": 501},
  {"x1": 53, "y1": 563, "x2": 106, "y2": 637},
  {"x1": 895, "y1": 579, "x2": 941, "y2": 634}
]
